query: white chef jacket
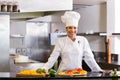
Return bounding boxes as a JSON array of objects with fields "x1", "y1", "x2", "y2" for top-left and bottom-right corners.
[{"x1": 43, "y1": 36, "x2": 102, "y2": 72}]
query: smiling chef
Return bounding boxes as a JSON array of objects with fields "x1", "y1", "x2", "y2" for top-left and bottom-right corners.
[{"x1": 42, "y1": 11, "x2": 103, "y2": 73}]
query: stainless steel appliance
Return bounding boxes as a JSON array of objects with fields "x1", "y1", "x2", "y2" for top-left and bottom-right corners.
[
  {"x1": 24, "y1": 22, "x2": 51, "y2": 62},
  {"x1": 0, "y1": 14, "x2": 10, "y2": 72}
]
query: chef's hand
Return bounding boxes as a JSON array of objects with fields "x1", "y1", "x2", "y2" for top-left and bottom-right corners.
[{"x1": 99, "y1": 69, "x2": 105, "y2": 73}]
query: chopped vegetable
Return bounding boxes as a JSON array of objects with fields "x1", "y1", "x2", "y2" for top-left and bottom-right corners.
[
  {"x1": 58, "y1": 68, "x2": 87, "y2": 76},
  {"x1": 49, "y1": 69, "x2": 56, "y2": 77},
  {"x1": 36, "y1": 68, "x2": 46, "y2": 73}
]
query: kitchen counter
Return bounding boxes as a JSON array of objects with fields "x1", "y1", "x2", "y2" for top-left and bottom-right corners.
[
  {"x1": 97, "y1": 61, "x2": 120, "y2": 71},
  {"x1": 42, "y1": 72, "x2": 120, "y2": 79},
  {"x1": 9, "y1": 54, "x2": 120, "y2": 80},
  {"x1": 10, "y1": 54, "x2": 45, "y2": 77},
  {"x1": 8, "y1": 72, "x2": 120, "y2": 80}
]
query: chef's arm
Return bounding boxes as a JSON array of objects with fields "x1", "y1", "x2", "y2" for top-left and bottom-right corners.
[
  {"x1": 83, "y1": 38, "x2": 103, "y2": 72},
  {"x1": 42, "y1": 39, "x2": 61, "y2": 71}
]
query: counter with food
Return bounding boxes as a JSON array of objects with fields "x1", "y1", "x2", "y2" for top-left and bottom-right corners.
[
  {"x1": 10, "y1": 54, "x2": 120, "y2": 79},
  {"x1": 14, "y1": 68, "x2": 120, "y2": 80}
]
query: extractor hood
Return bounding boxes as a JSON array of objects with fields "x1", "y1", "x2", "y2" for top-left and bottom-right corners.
[{"x1": 27, "y1": 12, "x2": 64, "y2": 23}]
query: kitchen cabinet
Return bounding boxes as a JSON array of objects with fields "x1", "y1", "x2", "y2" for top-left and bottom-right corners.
[
  {"x1": 4, "y1": 0, "x2": 72, "y2": 12},
  {"x1": 0, "y1": 0, "x2": 72, "y2": 13}
]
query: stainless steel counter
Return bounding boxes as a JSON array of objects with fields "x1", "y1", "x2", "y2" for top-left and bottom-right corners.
[
  {"x1": 10, "y1": 55, "x2": 45, "y2": 77},
  {"x1": 9, "y1": 54, "x2": 120, "y2": 79},
  {"x1": 10, "y1": 72, "x2": 120, "y2": 80},
  {"x1": 0, "y1": 72, "x2": 10, "y2": 77}
]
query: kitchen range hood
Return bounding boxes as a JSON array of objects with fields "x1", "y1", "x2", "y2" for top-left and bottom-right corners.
[
  {"x1": 10, "y1": 10, "x2": 68, "y2": 21},
  {"x1": 27, "y1": 13, "x2": 63, "y2": 23}
]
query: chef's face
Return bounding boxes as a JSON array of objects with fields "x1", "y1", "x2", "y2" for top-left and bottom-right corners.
[{"x1": 66, "y1": 26, "x2": 78, "y2": 39}]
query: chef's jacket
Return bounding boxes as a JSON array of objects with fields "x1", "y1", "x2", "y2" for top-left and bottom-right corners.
[{"x1": 43, "y1": 36, "x2": 102, "y2": 72}]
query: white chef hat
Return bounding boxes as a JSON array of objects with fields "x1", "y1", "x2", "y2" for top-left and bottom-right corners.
[{"x1": 61, "y1": 11, "x2": 81, "y2": 27}]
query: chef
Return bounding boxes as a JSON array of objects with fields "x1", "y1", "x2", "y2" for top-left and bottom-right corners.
[{"x1": 42, "y1": 11, "x2": 103, "y2": 72}]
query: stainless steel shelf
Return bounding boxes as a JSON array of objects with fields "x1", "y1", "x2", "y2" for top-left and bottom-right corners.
[
  {"x1": 10, "y1": 34, "x2": 24, "y2": 38},
  {"x1": 112, "y1": 33, "x2": 120, "y2": 35},
  {"x1": 77, "y1": 32, "x2": 107, "y2": 36}
]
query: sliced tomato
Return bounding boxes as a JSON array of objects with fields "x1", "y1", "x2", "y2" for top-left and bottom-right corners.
[
  {"x1": 75, "y1": 68, "x2": 83, "y2": 72},
  {"x1": 65, "y1": 70, "x2": 74, "y2": 75},
  {"x1": 66, "y1": 70, "x2": 73, "y2": 73}
]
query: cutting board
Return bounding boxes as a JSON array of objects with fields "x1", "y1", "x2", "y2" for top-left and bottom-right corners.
[
  {"x1": 16, "y1": 73, "x2": 48, "y2": 78},
  {"x1": 57, "y1": 74, "x2": 87, "y2": 77}
]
